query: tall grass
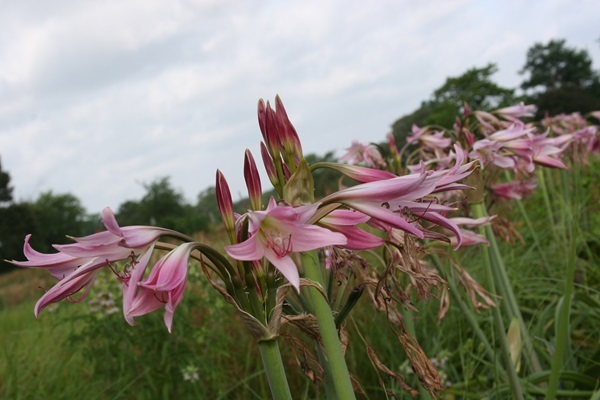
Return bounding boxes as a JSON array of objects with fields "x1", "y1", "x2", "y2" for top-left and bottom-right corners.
[{"x1": 1, "y1": 159, "x2": 599, "y2": 399}]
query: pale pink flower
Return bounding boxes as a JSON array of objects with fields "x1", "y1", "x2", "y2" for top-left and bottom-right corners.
[
  {"x1": 528, "y1": 131, "x2": 567, "y2": 169},
  {"x1": 491, "y1": 179, "x2": 537, "y2": 200},
  {"x1": 317, "y1": 210, "x2": 384, "y2": 250},
  {"x1": 339, "y1": 141, "x2": 387, "y2": 169},
  {"x1": 323, "y1": 147, "x2": 475, "y2": 248},
  {"x1": 494, "y1": 102, "x2": 536, "y2": 120},
  {"x1": 127, "y1": 242, "x2": 198, "y2": 333},
  {"x1": 470, "y1": 123, "x2": 534, "y2": 171},
  {"x1": 9, "y1": 208, "x2": 178, "y2": 317},
  {"x1": 225, "y1": 198, "x2": 347, "y2": 290},
  {"x1": 407, "y1": 125, "x2": 452, "y2": 150},
  {"x1": 448, "y1": 216, "x2": 496, "y2": 247}
]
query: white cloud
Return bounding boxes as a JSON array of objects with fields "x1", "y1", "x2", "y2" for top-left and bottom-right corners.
[{"x1": 1, "y1": 0, "x2": 599, "y2": 212}]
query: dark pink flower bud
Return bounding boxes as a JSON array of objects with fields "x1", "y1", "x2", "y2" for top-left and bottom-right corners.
[
  {"x1": 260, "y1": 141, "x2": 279, "y2": 188},
  {"x1": 216, "y1": 170, "x2": 236, "y2": 242},
  {"x1": 244, "y1": 149, "x2": 263, "y2": 211},
  {"x1": 275, "y1": 95, "x2": 303, "y2": 160}
]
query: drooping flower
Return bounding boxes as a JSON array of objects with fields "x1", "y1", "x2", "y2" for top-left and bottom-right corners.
[
  {"x1": 469, "y1": 123, "x2": 534, "y2": 171},
  {"x1": 323, "y1": 146, "x2": 474, "y2": 247},
  {"x1": 491, "y1": 179, "x2": 537, "y2": 200},
  {"x1": 10, "y1": 208, "x2": 183, "y2": 317},
  {"x1": 407, "y1": 125, "x2": 452, "y2": 151},
  {"x1": 225, "y1": 197, "x2": 347, "y2": 290},
  {"x1": 494, "y1": 102, "x2": 536, "y2": 120},
  {"x1": 339, "y1": 140, "x2": 387, "y2": 169},
  {"x1": 528, "y1": 131, "x2": 567, "y2": 169},
  {"x1": 317, "y1": 210, "x2": 384, "y2": 250},
  {"x1": 127, "y1": 242, "x2": 198, "y2": 333},
  {"x1": 448, "y1": 216, "x2": 496, "y2": 247}
]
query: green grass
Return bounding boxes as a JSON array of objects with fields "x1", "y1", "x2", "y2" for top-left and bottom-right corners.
[{"x1": 1, "y1": 160, "x2": 599, "y2": 399}]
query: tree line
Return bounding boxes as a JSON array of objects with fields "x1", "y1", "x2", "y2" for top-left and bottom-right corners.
[{"x1": 1, "y1": 38, "x2": 599, "y2": 272}]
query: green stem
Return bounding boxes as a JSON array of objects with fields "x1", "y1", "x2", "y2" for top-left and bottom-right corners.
[
  {"x1": 402, "y1": 307, "x2": 434, "y2": 400},
  {"x1": 316, "y1": 343, "x2": 338, "y2": 400},
  {"x1": 545, "y1": 204, "x2": 576, "y2": 400},
  {"x1": 471, "y1": 203, "x2": 524, "y2": 400},
  {"x1": 301, "y1": 251, "x2": 356, "y2": 400},
  {"x1": 515, "y1": 199, "x2": 551, "y2": 275},
  {"x1": 258, "y1": 339, "x2": 293, "y2": 400},
  {"x1": 537, "y1": 169, "x2": 557, "y2": 238},
  {"x1": 431, "y1": 255, "x2": 497, "y2": 366},
  {"x1": 476, "y1": 204, "x2": 542, "y2": 374}
]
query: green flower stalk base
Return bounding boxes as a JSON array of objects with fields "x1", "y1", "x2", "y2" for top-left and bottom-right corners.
[
  {"x1": 258, "y1": 339, "x2": 293, "y2": 400},
  {"x1": 302, "y1": 251, "x2": 356, "y2": 400}
]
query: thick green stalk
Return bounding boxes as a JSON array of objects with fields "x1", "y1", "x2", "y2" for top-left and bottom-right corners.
[
  {"x1": 301, "y1": 251, "x2": 356, "y2": 400},
  {"x1": 471, "y1": 202, "x2": 524, "y2": 400},
  {"x1": 258, "y1": 339, "x2": 293, "y2": 400},
  {"x1": 316, "y1": 344, "x2": 338, "y2": 400}
]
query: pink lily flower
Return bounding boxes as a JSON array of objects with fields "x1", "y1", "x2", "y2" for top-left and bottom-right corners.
[
  {"x1": 491, "y1": 179, "x2": 537, "y2": 200},
  {"x1": 324, "y1": 145, "x2": 474, "y2": 247},
  {"x1": 313, "y1": 162, "x2": 397, "y2": 183},
  {"x1": 528, "y1": 132, "x2": 567, "y2": 169},
  {"x1": 407, "y1": 125, "x2": 452, "y2": 150},
  {"x1": 127, "y1": 242, "x2": 198, "y2": 333},
  {"x1": 448, "y1": 216, "x2": 496, "y2": 247},
  {"x1": 10, "y1": 208, "x2": 181, "y2": 317},
  {"x1": 494, "y1": 102, "x2": 536, "y2": 120},
  {"x1": 317, "y1": 210, "x2": 384, "y2": 250},
  {"x1": 339, "y1": 140, "x2": 387, "y2": 169},
  {"x1": 470, "y1": 123, "x2": 534, "y2": 171},
  {"x1": 225, "y1": 198, "x2": 347, "y2": 291}
]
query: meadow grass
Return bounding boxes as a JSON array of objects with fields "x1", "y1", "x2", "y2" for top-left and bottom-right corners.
[{"x1": 1, "y1": 160, "x2": 599, "y2": 399}]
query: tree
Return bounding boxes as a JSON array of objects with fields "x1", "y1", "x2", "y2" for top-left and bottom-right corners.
[
  {"x1": 1, "y1": 191, "x2": 88, "y2": 273},
  {"x1": 520, "y1": 39, "x2": 600, "y2": 117},
  {"x1": 0, "y1": 203, "x2": 37, "y2": 272},
  {"x1": 30, "y1": 191, "x2": 87, "y2": 248},
  {"x1": 520, "y1": 39, "x2": 599, "y2": 93},
  {"x1": 116, "y1": 177, "x2": 201, "y2": 233},
  {"x1": 0, "y1": 156, "x2": 13, "y2": 205},
  {"x1": 392, "y1": 64, "x2": 517, "y2": 143}
]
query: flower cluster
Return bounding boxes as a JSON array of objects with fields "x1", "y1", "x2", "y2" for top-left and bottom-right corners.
[{"x1": 10, "y1": 95, "x2": 490, "y2": 399}]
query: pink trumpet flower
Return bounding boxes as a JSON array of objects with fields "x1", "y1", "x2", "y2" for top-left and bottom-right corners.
[
  {"x1": 317, "y1": 210, "x2": 384, "y2": 250},
  {"x1": 127, "y1": 242, "x2": 198, "y2": 333},
  {"x1": 448, "y1": 216, "x2": 496, "y2": 247},
  {"x1": 225, "y1": 198, "x2": 347, "y2": 291},
  {"x1": 324, "y1": 144, "x2": 474, "y2": 246},
  {"x1": 529, "y1": 132, "x2": 567, "y2": 169},
  {"x1": 407, "y1": 125, "x2": 452, "y2": 150},
  {"x1": 491, "y1": 179, "x2": 537, "y2": 200},
  {"x1": 494, "y1": 102, "x2": 536, "y2": 120},
  {"x1": 339, "y1": 141, "x2": 387, "y2": 169},
  {"x1": 9, "y1": 208, "x2": 179, "y2": 317}
]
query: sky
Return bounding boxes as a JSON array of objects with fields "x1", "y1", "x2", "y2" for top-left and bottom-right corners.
[{"x1": 1, "y1": 0, "x2": 599, "y2": 213}]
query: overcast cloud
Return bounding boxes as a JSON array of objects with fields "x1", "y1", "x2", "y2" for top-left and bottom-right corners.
[{"x1": 1, "y1": 0, "x2": 599, "y2": 212}]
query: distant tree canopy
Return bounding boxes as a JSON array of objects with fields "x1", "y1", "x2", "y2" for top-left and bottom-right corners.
[
  {"x1": 116, "y1": 177, "x2": 203, "y2": 233},
  {"x1": 392, "y1": 63, "x2": 518, "y2": 144},
  {"x1": 520, "y1": 39, "x2": 600, "y2": 117},
  {"x1": 520, "y1": 39, "x2": 598, "y2": 92},
  {"x1": 0, "y1": 157, "x2": 13, "y2": 204}
]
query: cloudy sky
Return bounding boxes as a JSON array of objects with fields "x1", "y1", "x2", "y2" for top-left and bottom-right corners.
[{"x1": 1, "y1": 0, "x2": 599, "y2": 213}]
